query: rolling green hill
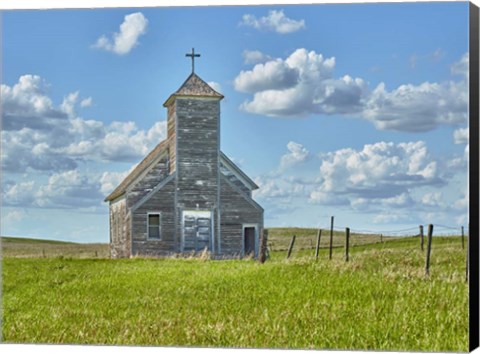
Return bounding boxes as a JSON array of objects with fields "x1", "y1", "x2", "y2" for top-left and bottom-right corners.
[{"x1": 1, "y1": 236, "x2": 109, "y2": 258}]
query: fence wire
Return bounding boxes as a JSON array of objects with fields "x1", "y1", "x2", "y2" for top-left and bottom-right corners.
[{"x1": 268, "y1": 224, "x2": 466, "y2": 254}]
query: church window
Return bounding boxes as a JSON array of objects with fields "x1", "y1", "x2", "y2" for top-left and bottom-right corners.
[{"x1": 147, "y1": 213, "x2": 161, "y2": 239}]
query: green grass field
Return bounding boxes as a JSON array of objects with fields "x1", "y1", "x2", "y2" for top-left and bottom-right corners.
[{"x1": 1, "y1": 231, "x2": 468, "y2": 351}]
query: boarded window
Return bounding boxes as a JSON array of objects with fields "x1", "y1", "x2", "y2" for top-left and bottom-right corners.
[{"x1": 148, "y1": 213, "x2": 161, "y2": 239}]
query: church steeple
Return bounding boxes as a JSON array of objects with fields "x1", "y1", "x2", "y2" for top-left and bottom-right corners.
[
  {"x1": 163, "y1": 50, "x2": 223, "y2": 180},
  {"x1": 164, "y1": 49, "x2": 223, "y2": 107},
  {"x1": 163, "y1": 72, "x2": 223, "y2": 107}
]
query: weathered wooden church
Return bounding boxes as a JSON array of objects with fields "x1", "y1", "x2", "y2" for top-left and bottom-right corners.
[{"x1": 105, "y1": 50, "x2": 264, "y2": 259}]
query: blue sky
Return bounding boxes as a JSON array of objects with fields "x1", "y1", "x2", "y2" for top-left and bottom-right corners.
[{"x1": 1, "y1": 2, "x2": 470, "y2": 242}]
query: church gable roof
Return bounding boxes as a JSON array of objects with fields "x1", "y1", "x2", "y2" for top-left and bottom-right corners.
[
  {"x1": 163, "y1": 73, "x2": 223, "y2": 106},
  {"x1": 104, "y1": 139, "x2": 169, "y2": 202},
  {"x1": 105, "y1": 142, "x2": 259, "y2": 203}
]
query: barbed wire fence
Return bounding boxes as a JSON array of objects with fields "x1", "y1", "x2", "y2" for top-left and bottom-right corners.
[
  {"x1": 266, "y1": 219, "x2": 468, "y2": 280},
  {"x1": 267, "y1": 222, "x2": 467, "y2": 254}
]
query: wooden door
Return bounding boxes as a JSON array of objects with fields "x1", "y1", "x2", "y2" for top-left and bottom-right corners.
[
  {"x1": 244, "y1": 227, "x2": 255, "y2": 256},
  {"x1": 182, "y1": 210, "x2": 212, "y2": 252}
]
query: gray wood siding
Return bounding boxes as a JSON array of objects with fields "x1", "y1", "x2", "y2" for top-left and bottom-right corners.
[
  {"x1": 175, "y1": 98, "x2": 219, "y2": 211},
  {"x1": 131, "y1": 178, "x2": 176, "y2": 256},
  {"x1": 126, "y1": 156, "x2": 169, "y2": 209},
  {"x1": 220, "y1": 175, "x2": 263, "y2": 255},
  {"x1": 110, "y1": 198, "x2": 131, "y2": 258},
  {"x1": 220, "y1": 223, "x2": 243, "y2": 256},
  {"x1": 170, "y1": 98, "x2": 222, "y2": 254}
]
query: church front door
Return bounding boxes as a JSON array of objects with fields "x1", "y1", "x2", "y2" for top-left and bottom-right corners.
[{"x1": 182, "y1": 210, "x2": 212, "y2": 252}]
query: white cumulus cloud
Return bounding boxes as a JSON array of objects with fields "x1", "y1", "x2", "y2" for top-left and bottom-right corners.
[
  {"x1": 240, "y1": 10, "x2": 305, "y2": 34},
  {"x1": 1, "y1": 75, "x2": 167, "y2": 173},
  {"x1": 309, "y1": 141, "x2": 441, "y2": 207},
  {"x1": 451, "y1": 52, "x2": 468, "y2": 78},
  {"x1": 234, "y1": 50, "x2": 468, "y2": 132},
  {"x1": 421, "y1": 191, "x2": 444, "y2": 207},
  {"x1": 252, "y1": 138, "x2": 466, "y2": 225},
  {"x1": 236, "y1": 48, "x2": 367, "y2": 117},
  {"x1": 452, "y1": 127, "x2": 469, "y2": 162},
  {"x1": 100, "y1": 170, "x2": 131, "y2": 196},
  {"x1": 2, "y1": 181, "x2": 36, "y2": 206},
  {"x1": 234, "y1": 59, "x2": 300, "y2": 93},
  {"x1": 80, "y1": 97, "x2": 93, "y2": 107},
  {"x1": 253, "y1": 176, "x2": 289, "y2": 199},
  {"x1": 279, "y1": 141, "x2": 310, "y2": 171},
  {"x1": 60, "y1": 91, "x2": 80, "y2": 118},
  {"x1": 1, "y1": 74, "x2": 68, "y2": 131},
  {"x1": 242, "y1": 50, "x2": 272, "y2": 65},
  {"x1": 35, "y1": 170, "x2": 103, "y2": 208},
  {"x1": 92, "y1": 12, "x2": 148, "y2": 55},
  {"x1": 453, "y1": 127, "x2": 468, "y2": 144},
  {"x1": 2, "y1": 169, "x2": 119, "y2": 210},
  {"x1": 363, "y1": 80, "x2": 467, "y2": 132},
  {"x1": 2, "y1": 167, "x2": 137, "y2": 210}
]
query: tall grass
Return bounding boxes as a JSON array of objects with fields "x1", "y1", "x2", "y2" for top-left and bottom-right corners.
[{"x1": 1, "y1": 236, "x2": 467, "y2": 351}]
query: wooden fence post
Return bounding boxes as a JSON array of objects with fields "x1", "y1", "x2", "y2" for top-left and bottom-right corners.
[
  {"x1": 380, "y1": 233, "x2": 383, "y2": 243},
  {"x1": 287, "y1": 235, "x2": 296, "y2": 259},
  {"x1": 259, "y1": 229, "x2": 268, "y2": 264},
  {"x1": 345, "y1": 227, "x2": 350, "y2": 262},
  {"x1": 461, "y1": 226, "x2": 465, "y2": 250},
  {"x1": 315, "y1": 229, "x2": 322, "y2": 260},
  {"x1": 329, "y1": 216, "x2": 334, "y2": 260},
  {"x1": 425, "y1": 224, "x2": 434, "y2": 276},
  {"x1": 420, "y1": 225, "x2": 424, "y2": 251}
]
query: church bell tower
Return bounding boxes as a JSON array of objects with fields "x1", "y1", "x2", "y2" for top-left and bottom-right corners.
[{"x1": 162, "y1": 49, "x2": 224, "y2": 252}]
